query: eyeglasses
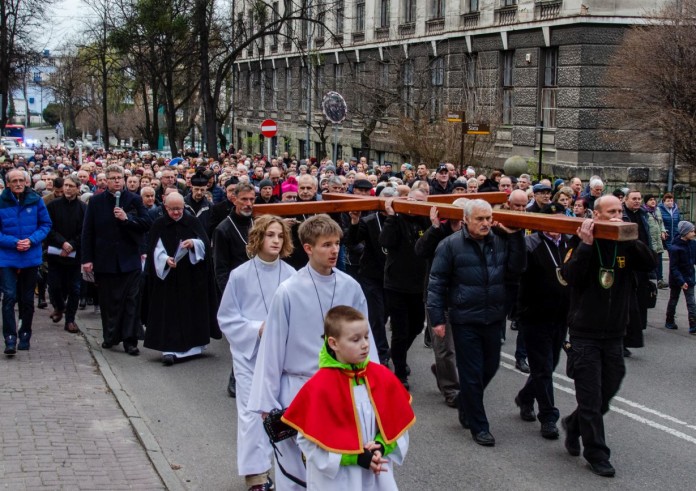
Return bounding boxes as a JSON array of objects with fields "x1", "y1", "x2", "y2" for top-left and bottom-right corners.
[{"x1": 107, "y1": 176, "x2": 124, "y2": 181}]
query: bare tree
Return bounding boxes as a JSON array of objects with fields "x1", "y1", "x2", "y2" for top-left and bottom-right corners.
[
  {"x1": 46, "y1": 46, "x2": 91, "y2": 138},
  {"x1": 605, "y1": 0, "x2": 696, "y2": 187},
  {"x1": 0, "y1": 0, "x2": 55, "y2": 129}
]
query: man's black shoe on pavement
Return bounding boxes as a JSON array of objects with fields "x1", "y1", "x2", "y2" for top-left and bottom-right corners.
[
  {"x1": 515, "y1": 396, "x2": 536, "y2": 422},
  {"x1": 472, "y1": 431, "x2": 495, "y2": 447},
  {"x1": 540, "y1": 421, "x2": 559, "y2": 439},
  {"x1": 589, "y1": 460, "x2": 615, "y2": 477},
  {"x1": 227, "y1": 373, "x2": 236, "y2": 398},
  {"x1": 515, "y1": 358, "x2": 530, "y2": 373},
  {"x1": 561, "y1": 416, "x2": 581, "y2": 456}
]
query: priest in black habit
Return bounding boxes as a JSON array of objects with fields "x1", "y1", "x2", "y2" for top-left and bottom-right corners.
[{"x1": 143, "y1": 193, "x2": 221, "y2": 365}]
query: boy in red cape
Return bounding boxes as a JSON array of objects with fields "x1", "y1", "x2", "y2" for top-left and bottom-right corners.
[{"x1": 282, "y1": 306, "x2": 415, "y2": 490}]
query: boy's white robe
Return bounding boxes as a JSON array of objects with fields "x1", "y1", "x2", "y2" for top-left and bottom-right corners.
[
  {"x1": 297, "y1": 384, "x2": 409, "y2": 490},
  {"x1": 218, "y1": 256, "x2": 296, "y2": 476},
  {"x1": 247, "y1": 264, "x2": 377, "y2": 490}
]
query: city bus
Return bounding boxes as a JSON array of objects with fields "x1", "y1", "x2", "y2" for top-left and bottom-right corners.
[{"x1": 2, "y1": 124, "x2": 25, "y2": 144}]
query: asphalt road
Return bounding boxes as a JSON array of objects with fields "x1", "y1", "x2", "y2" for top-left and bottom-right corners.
[{"x1": 74, "y1": 280, "x2": 696, "y2": 491}]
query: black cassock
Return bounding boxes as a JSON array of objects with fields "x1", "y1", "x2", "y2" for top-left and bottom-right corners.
[{"x1": 143, "y1": 212, "x2": 221, "y2": 353}]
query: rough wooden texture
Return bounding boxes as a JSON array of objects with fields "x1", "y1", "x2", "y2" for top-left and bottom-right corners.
[
  {"x1": 426, "y1": 192, "x2": 508, "y2": 204},
  {"x1": 253, "y1": 195, "x2": 638, "y2": 241}
]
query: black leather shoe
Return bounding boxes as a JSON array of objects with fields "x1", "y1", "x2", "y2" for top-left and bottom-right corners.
[
  {"x1": 79, "y1": 298, "x2": 87, "y2": 310},
  {"x1": 405, "y1": 364, "x2": 411, "y2": 376},
  {"x1": 162, "y1": 354, "x2": 175, "y2": 366},
  {"x1": 515, "y1": 396, "x2": 536, "y2": 422},
  {"x1": 398, "y1": 376, "x2": 410, "y2": 391},
  {"x1": 227, "y1": 375, "x2": 236, "y2": 398},
  {"x1": 623, "y1": 347, "x2": 632, "y2": 358},
  {"x1": 458, "y1": 411, "x2": 470, "y2": 429},
  {"x1": 561, "y1": 416, "x2": 581, "y2": 457},
  {"x1": 472, "y1": 431, "x2": 495, "y2": 447},
  {"x1": 101, "y1": 341, "x2": 113, "y2": 349},
  {"x1": 588, "y1": 460, "x2": 615, "y2": 477},
  {"x1": 515, "y1": 358, "x2": 530, "y2": 373},
  {"x1": 540, "y1": 421, "x2": 559, "y2": 439},
  {"x1": 125, "y1": 345, "x2": 140, "y2": 356}
]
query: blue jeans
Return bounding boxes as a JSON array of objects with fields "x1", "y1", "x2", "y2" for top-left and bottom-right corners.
[
  {"x1": 1, "y1": 266, "x2": 38, "y2": 340},
  {"x1": 452, "y1": 322, "x2": 503, "y2": 434}
]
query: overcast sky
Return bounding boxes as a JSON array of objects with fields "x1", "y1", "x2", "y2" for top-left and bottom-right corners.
[{"x1": 42, "y1": 0, "x2": 94, "y2": 52}]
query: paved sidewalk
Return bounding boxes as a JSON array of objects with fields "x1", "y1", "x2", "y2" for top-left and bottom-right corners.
[{"x1": 0, "y1": 313, "x2": 165, "y2": 490}]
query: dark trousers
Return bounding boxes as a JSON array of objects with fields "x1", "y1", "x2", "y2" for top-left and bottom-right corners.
[
  {"x1": 452, "y1": 322, "x2": 503, "y2": 434},
  {"x1": 517, "y1": 321, "x2": 567, "y2": 423},
  {"x1": 1, "y1": 266, "x2": 38, "y2": 340},
  {"x1": 47, "y1": 263, "x2": 81, "y2": 324},
  {"x1": 666, "y1": 284, "x2": 696, "y2": 326},
  {"x1": 360, "y1": 276, "x2": 389, "y2": 363},
  {"x1": 565, "y1": 336, "x2": 626, "y2": 464},
  {"x1": 96, "y1": 270, "x2": 142, "y2": 348},
  {"x1": 385, "y1": 289, "x2": 425, "y2": 378}
]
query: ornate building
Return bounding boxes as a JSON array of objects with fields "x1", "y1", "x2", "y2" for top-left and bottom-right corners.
[{"x1": 233, "y1": 0, "x2": 683, "y2": 187}]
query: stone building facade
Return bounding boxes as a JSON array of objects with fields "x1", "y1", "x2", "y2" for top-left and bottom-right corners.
[{"x1": 233, "y1": 0, "x2": 689, "y2": 188}]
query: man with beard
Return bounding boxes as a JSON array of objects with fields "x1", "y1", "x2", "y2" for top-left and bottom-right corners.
[
  {"x1": 213, "y1": 182, "x2": 255, "y2": 398},
  {"x1": 184, "y1": 171, "x2": 212, "y2": 237}
]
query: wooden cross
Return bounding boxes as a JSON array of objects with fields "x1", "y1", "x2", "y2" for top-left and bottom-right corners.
[{"x1": 254, "y1": 192, "x2": 638, "y2": 241}]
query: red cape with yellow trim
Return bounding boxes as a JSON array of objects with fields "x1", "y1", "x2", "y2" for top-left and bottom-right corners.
[{"x1": 281, "y1": 362, "x2": 416, "y2": 454}]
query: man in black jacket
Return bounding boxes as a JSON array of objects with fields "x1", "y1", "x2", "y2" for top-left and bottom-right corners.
[
  {"x1": 379, "y1": 189, "x2": 431, "y2": 390},
  {"x1": 428, "y1": 199, "x2": 526, "y2": 447},
  {"x1": 46, "y1": 176, "x2": 86, "y2": 334},
  {"x1": 207, "y1": 177, "x2": 238, "y2": 238},
  {"x1": 561, "y1": 195, "x2": 656, "y2": 477},
  {"x1": 82, "y1": 164, "x2": 151, "y2": 356},
  {"x1": 513, "y1": 203, "x2": 570, "y2": 439}
]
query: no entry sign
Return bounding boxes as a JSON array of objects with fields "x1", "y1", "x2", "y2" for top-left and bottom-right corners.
[{"x1": 260, "y1": 119, "x2": 277, "y2": 138}]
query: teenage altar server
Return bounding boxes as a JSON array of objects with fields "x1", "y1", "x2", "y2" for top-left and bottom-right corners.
[
  {"x1": 248, "y1": 214, "x2": 379, "y2": 490},
  {"x1": 218, "y1": 215, "x2": 296, "y2": 491}
]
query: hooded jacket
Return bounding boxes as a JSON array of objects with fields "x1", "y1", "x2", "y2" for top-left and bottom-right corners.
[{"x1": 0, "y1": 188, "x2": 52, "y2": 268}]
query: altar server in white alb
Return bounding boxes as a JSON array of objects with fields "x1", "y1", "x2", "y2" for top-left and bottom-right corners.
[
  {"x1": 218, "y1": 215, "x2": 296, "y2": 491},
  {"x1": 248, "y1": 214, "x2": 378, "y2": 490},
  {"x1": 282, "y1": 306, "x2": 415, "y2": 490}
]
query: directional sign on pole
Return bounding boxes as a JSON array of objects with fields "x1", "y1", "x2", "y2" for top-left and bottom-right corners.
[{"x1": 260, "y1": 119, "x2": 277, "y2": 138}]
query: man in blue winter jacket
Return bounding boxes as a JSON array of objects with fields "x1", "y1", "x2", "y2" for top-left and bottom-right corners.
[{"x1": 0, "y1": 169, "x2": 52, "y2": 355}]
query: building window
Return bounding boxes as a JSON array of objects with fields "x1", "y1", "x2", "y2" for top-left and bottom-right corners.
[
  {"x1": 404, "y1": 0, "x2": 416, "y2": 23},
  {"x1": 336, "y1": 2, "x2": 344, "y2": 34},
  {"x1": 317, "y1": 12, "x2": 325, "y2": 40},
  {"x1": 245, "y1": 71, "x2": 252, "y2": 108},
  {"x1": 354, "y1": 62, "x2": 365, "y2": 112},
  {"x1": 469, "y1": 0, "x2": 479, "y2": 11},
  {"x1": 272, "y1": 69, "x2": 278, "y2": 110},
  {"x1": 501, "y1": 0, "x2": 517, "y2": 5},
  {"x1": 431, "y1": 0, "x2": 445, "y2": 19},
  {"x1": 379, "y1": 0, "x2": 390, "y2": 27},
  {"x1": 272, "y1": 2, "x2": 279, "y2": 46},
  {"x1": 260, "y1": 70, "x2": 266, "y2": 109},
  {"x1": 539, "y1": 47, "x2": 558, "y2": 128},
  {"x1": 501, "y1": 50, "x2": 514, "y2": 125},
  {"x1": 355, "y1": 1, "x2": 365, "y2": 32},
  {"x1": 284, "y1": 0, "x2": 293, "y2": 40},
  {"x1": 285, "y1": 67, "x2": 293, "y2": 110},
  {"x1": 315, "y1": 65, "x2": 324, "y2": 109},
  {"x1": 299, "y1": 67, "x2": 308, "y2": 112},
  {"x1": 464, "y1": 53, "x2": 478, "y2": 119},
  {"x1": 402, "y1": 59, "x2": 414, "y2": 117},
  {"x1": 379, "y1": 62, "x2": 389, "y2": 88},
  {"x1": 334, "y1": 63, "x2": 343, "y2": 92},
  {"x1": 430, "y1": 57, "x2": 444, "y2": 120}
]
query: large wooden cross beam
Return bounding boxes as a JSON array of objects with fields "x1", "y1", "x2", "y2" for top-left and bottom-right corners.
[{"x1": 254, "y1": 192, "x2": 638, "y2": 241}]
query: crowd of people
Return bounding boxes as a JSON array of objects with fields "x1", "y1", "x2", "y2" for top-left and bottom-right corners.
[{"x1": 0, "y1": 142, "x2": 691, "y2": 489}]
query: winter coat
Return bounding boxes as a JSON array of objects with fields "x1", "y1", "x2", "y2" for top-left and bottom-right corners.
[
  {"x1": 643, "y1": 206, "x2": 666, "y2": 254},
  {"x1": 658, "y1": 202, "x2": 680, "y2": 245},
  {"x1": 0, "y1": 188, "x2": 51, "y2": 268},
  {"x1": 427, "y1": 226, "x2": 526, "y2": 327},
  {"x1": 668, "y1": 238, "x2": 695, "y2": 288}
]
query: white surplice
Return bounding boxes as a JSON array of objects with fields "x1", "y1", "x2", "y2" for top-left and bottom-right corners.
[
  {"x1": 297, "y1": 384, "x2": 409, "y2": 490},
  {"x1": 247, "y1": 264, "x2": 377, "y2": 490},
  {"x1": 218, "y1": 256, "x2": 296, "y2": 477},
  {"x1": 153, "y1": 238, "x2": 207, "y2": 359}
]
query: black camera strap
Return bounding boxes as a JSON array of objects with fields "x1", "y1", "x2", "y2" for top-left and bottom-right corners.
[{"x1": 269, "y1": 439, "x2": 307, "y2": 488}]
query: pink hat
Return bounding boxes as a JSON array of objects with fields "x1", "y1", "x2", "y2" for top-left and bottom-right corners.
[{"x1": 282, "y1": 176, "x2": 298, "y2": 193}]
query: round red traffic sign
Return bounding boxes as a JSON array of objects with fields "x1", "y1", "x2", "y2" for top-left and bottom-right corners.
[{"x1": 260, "y1": 119, "x2": 277, "y2": 138}]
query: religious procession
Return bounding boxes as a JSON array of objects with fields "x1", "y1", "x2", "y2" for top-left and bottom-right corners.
[{"x1": 1, "y1": 139, "x2": 693, "y2": 490}]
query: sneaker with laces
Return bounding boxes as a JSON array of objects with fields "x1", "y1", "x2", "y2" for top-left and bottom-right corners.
[
  {"x1": 4, "y1": 335, "x2": 17, "y2": 355},
  {"x1": 17, "y1": 332, "x2": 30, "y2": 351}
]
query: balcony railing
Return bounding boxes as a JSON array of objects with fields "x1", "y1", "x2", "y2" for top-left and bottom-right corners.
[
  {"x1": 375, "y1": 26, "x2": 390, "y2": 40},
  {"x1": 425, "y1": 18, "x2": 445, "y2": 33},
  {"x1": 535, "y1": 0, "x2": 562, "y2": 20},
  {"x1": 399, "y1": 22, "x2": 416, "y2": 36},
  {"x1": 460, "y1": 12, "x2": 480, "y2": 29},
  {"x1": 352, "y1": 32, "x2": 365, "y2": 43},
  {"x1": 495, "y1": 5, "x2": 518, "y2": 25}
]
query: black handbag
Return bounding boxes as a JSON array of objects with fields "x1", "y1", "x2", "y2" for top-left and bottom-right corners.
[{"x1": 643, "y1": 281, "x2": 658, "y2": 309}]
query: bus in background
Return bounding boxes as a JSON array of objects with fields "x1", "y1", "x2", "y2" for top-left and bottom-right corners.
[{"x1": 2, "y1": 124, "x2": 25, "y2": 144}]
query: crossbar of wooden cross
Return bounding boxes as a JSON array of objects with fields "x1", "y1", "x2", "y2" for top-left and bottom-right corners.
[{"x1": 253, "y1": 193, "x2": 638, "y2": 241}]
